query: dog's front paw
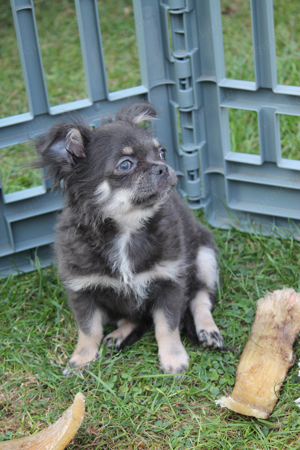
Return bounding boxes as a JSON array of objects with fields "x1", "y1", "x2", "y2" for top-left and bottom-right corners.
[
  {"x1": 158, "y1": 343, "x2": 189, "y2": 378},
  {"x1": 198, "y1": 329, "x2": 224, "y2": 349},
  {"x1": 62, "y1": 349, "x2": 98, "y2": 376},
  {"x1": 62, "y1": 359, "x2": 90, "y2": 377}
]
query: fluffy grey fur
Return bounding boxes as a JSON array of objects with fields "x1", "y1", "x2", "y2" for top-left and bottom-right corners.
[{"x1": 35, "y1": 101, "x2": 224, "y2": 376}]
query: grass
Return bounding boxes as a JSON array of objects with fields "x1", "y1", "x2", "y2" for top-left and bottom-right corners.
[
  {"x1": 0, "y1": 142, "x2": 43, "y2": 193},
  {"x1": 1, "y1": 214, "x2": 300, "y2": 449},
  {"x1": 1, "y1": 0, "x2": 300, "y2": 449}
]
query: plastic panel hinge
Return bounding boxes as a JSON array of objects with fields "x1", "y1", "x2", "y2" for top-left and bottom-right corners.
[{"x1": 178, "y1": 151, "x2": 201, "y2": 200}]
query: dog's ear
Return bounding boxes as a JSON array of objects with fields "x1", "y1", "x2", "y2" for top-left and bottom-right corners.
[
  {"x1": 115, "y1": 101, "x2": 156, "y2": 124},
  {"x1": 34, "y1": 121, "x2": 91, "y2": 187}
]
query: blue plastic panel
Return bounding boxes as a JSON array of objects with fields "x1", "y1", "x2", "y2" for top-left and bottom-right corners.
[{"x1": 1, "y1": 0, "x2": 300, "y2": 277}]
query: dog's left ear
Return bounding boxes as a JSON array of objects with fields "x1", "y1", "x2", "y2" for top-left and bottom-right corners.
[
  {"x1": 35, "y1": 123, "x2": 89, "y2": 164},
  {"x1": 34, "y1": 121, "x2": 92, "y2": 188},
  {"x1": 115, "y1": 101, "x2": 157, "y2": 124}
]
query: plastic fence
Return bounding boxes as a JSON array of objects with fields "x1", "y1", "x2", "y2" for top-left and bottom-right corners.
[{"x1": 1, "y1": 0, "x2": 300, "y2": 276}]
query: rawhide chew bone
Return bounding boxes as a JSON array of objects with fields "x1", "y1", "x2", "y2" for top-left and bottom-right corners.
[
  {"x1": 0, "y1": 392, "x2": 85, "y2": 450},
  {"x1": 217, "y1": 289, "x2": 300, "y2": 419}
]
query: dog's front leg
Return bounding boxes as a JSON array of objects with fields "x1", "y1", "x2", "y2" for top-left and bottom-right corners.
[
  {"x1": 153, "y1": 307, "x2": 189, "y2": 377},
  {"x1": 63, "y1": 290, "x2": 103, "y2": 375}
]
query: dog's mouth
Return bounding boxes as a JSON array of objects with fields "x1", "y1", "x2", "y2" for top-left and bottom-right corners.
[{"x1": 132, "y1": 185, "x2": 173, "y2": 209}]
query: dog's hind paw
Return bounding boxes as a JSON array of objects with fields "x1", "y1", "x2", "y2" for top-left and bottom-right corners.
[
  {"x1": 102, "y1": 335, "x2": 122, "y2": 352},
  {"x1": 198, "y1": 329, "x2": 224, "y2": 349},
  {"x1": 101, "y1": 320, "x2": 137, "y2": 352}
]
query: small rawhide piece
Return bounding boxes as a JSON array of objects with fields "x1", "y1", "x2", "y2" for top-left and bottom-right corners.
[
  {"x1": 217, "y1": 289, "x2": 300, "y2": 419},
  {"x1": 0, "y1": 393, "x2": 85, "y2": 450}
]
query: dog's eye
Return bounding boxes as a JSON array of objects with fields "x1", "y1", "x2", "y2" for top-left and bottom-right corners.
[
  {"x1": 159, "y1": 147, "x2": 166, "y2": 160},
  {"x1": 118, "y1": 160, "x2": 133, "y2": 171}
]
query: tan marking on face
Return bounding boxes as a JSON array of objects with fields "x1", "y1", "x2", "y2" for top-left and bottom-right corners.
[
  {"x1": 153, "y1": 138, "x2": 160, "y2": 148},
  {"x1": 68, "y1": 309, "x2": 103, "y2": 369},
  {"x1": 121, "y1": 146, "x2": 134, "y2": 156},
  {"x1": 153, "y1": 310, "x2": 189, "y2": 376}
]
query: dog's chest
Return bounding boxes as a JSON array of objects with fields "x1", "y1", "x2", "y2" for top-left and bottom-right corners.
[
  {"x1": 108, "y1": 230, "x2": 134, "y2": 285},
  {"x1": 65, "y1": 229, "x2": 184, "y2": 299}
]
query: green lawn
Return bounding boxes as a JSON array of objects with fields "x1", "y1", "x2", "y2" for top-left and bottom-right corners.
[
  {"x1": 1, "y1": 215, "x2": 300, "y2": 449},
  {"x1": 1, "y1": 1, "x2": 300, "y2": 449}
]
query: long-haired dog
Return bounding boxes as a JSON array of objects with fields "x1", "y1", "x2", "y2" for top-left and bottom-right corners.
[{"x1": 35, "y1": 102, "x2": 224, "y2": 376}]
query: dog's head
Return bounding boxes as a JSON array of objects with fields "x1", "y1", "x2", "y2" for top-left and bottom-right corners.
[{"x1": 35, "y1": 102, "x2": 177, "y2": 226}]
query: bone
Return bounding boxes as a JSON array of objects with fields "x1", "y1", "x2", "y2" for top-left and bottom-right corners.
[{"x1": 216, "y1": 288, "x2": 300, "y2": 419}]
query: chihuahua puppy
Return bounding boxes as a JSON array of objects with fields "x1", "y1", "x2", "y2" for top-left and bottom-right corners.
[{"x1": 35, "y1": 102, "x2": 224, "y2": 376}]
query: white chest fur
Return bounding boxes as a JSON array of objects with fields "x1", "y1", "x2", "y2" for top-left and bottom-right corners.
[
  {"x1": 108, "y1": 229, "x2": 133, "y2": 285},
  {"x1": 65, "y1": 257, "x2": 184, "y2": 301},
  {"x1": 65, "y1": 225, "x2": 185, "y2": 301}
]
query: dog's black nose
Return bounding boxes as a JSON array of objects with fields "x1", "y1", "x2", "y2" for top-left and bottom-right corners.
[{"x1": 152, "y1": 164, "x2": 169, "y2": 176}]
